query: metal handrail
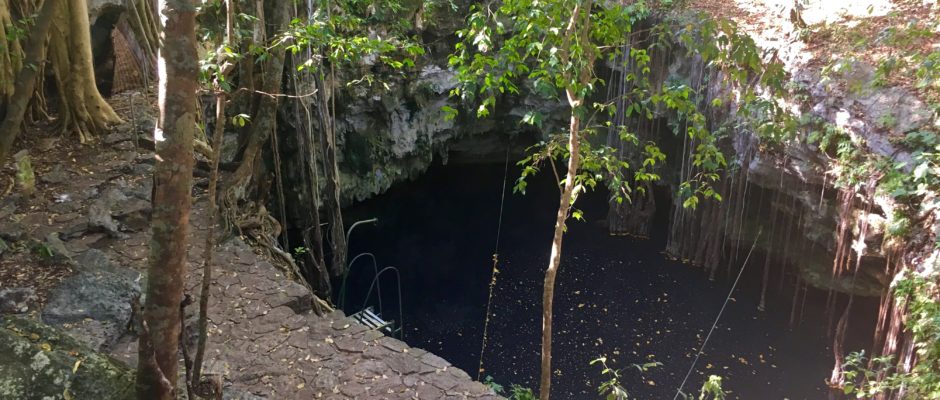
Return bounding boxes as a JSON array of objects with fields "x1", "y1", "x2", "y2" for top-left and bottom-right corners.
[
  {"x1": 339, "y1": 252, "x2": 381, "y2": 312},
  {"x1": 345, "y1": 218, "x2": 378, "y2": 254},
  {"x1": 359, "y1": 266, "x2": 404, "y2": 340}
]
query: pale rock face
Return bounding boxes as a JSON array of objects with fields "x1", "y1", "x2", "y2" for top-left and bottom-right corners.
[{"x1": 87, "y1": 0, "x2": 124, "y2": 25}]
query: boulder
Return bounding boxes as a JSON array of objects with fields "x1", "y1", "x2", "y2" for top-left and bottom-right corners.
[
  {"x1": 41, "y1": 250, "x2": 140, "y2": 350},
  {"x1": 0, "y1": 288, "x2": 37, "y2": 315},
  {"x1": 39, "y1": 165, "x2": 71, "y2": 185},
  {"x1": 0, "y1": 316, "x2": 134, "y2": 400}
]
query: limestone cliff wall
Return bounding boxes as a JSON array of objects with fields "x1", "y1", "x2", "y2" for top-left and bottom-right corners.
[{"x1": 323, "y1": 9, "x2": 937, "y2": 296}]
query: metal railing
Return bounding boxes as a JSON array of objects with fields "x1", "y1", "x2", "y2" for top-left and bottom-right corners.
[
  {"x1": 337, "y1": 217, "x2": 404, "y2": 340},
  {"x1": 338, "y1": 252, "x2": 380, "y2": 311},
  {"x1": 358, "y1": 266, "x2": 403, "y2": 340}
]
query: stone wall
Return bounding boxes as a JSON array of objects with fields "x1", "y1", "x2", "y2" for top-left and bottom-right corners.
[{"x1": 321, "y1": 9, "x2": 937, "y2": 296}]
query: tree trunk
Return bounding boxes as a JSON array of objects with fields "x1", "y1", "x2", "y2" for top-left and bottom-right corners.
[
  {"x1": 0, "y1": 0, "x2": 56, "y2": 162},
  {"x1": 46, "y1": 0, "x2": 122, "y2": 142},
  {"x1": 540, "y1": 99, "x2": 582, "y2": 400},
  {"x1": 315, "y1": 73, "x2": 347, "y2": 276},
  {"x1": 0, "y1": 0, "x2": 25, "y2": 107},
  {"x1": 227, "y1": 0, "x2": 287, "y2": 201},
  {"x1": 191, "y1": 1, "x2": 235, "y2": 389},
  {"x1": 136, "y1": 0, "x2": 197, "y2": 398},
  {"x1": 298, "y1": 87, "x2": 330, "y2": 295},
  {"x1": 539, "y1": 3, "x2": 594, "y2": 398},
  {"x1": 121, "y1": 0, "x2": 159, "y2": 82}
]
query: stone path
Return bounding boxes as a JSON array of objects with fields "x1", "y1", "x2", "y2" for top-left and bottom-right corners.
[
  {"x1": 147, "y1": 235, "x2": 498, "y2": 399},
  {"x1": 0, "y1": 91, "x2": 500, "y2": 399}
]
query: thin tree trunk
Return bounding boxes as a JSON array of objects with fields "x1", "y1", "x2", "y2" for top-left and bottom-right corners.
[
  {"x1": 192, "y1": 7, "x2": 232, "y2": 379},
  {"x1": 190, "y1": 93, "x2": 225, "y2": 391},
  {"x1": 540, "y1": 99, "x2": 582, "y2": 400},
  {"x1": 0, "y1": 0, "x2": 56, "y2": 162},
  {"x1": 136, "y1": 0, "x2": 197, "y2": 398},
  {"x1": 540, "y1": 3, "x2": 594, "y2": 397}
]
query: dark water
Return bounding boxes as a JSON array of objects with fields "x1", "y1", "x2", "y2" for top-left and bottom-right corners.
[{"x1": 340, "y1": 161, "x2": 874, "y2": 400}]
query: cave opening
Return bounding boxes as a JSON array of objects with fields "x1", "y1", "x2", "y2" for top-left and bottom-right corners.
[{"x1": 336, "y1": 146, "x2": 879, "y2": 399}]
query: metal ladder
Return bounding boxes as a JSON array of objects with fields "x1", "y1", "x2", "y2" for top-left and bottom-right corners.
[
  {"x1": 350, "y1": 306, "x2": 396, "y2": 336},
  {"x1": 339, "y1": 252, "x2": 404, "y2": 340}
]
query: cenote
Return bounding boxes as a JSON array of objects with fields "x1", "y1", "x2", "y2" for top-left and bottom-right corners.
[{"x1": 338, "y1": 155, "x2": 877, "y2": 400}]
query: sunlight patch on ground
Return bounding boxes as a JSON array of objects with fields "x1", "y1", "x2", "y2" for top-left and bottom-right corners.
[{"x1": 796, "y1": 0, "x2": 896, "y2": 25}]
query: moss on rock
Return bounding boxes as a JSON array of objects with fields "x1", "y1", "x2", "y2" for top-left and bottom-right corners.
[{"x1": 0, "y1": 316, "x2": 134, "y2": 400}]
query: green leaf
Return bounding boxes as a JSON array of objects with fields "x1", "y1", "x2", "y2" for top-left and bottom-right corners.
[
  {"x1": 441, "y1": 105, "x2": 459, "y2": 121},
  {"x1": 521, "y1": 111, "x2": 544, "y2": 127},
  {"x1": 914, "y1": 162, "x2": 930, "y2": 180}
]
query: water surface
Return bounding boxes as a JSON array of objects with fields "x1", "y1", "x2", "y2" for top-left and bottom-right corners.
[{"x1": 342, "y1": 161, "x2": 872, "y2": 399}]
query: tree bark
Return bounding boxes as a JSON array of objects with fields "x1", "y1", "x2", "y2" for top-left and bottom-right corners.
[
  {"x1": 191, "y1": 0, "x2": 235, "y2": 390},
  {"x1": 227, "y1": 0, "x2": 287, "y2": 200},
  {"x1": 539, "y1": 4, "x2": 594, "y2": 398},
  {"x1": 125, "y1": 0, "x2": 159, "y2": 77},
  {"x1": 298, "y1": 86, "x2": 330, "y2": 295},
  {"x1": 540, "y1": 97, "x2": 582, "y2": 400},
  {"x1": 314, "y1": 72, "x2": 347, "y2": 276},
  {"x1": 0, "y1": 0, "x2": 56, "y2": 162},
  {"x1": 46, "y1": 0, "x2": 122, "y2": 142},
  {"x1": 136, "y1": 1, "x2": 197, "y2": 398},
  {"x1": 0, "y1": 0, "x2": 24, "y2": 107}
]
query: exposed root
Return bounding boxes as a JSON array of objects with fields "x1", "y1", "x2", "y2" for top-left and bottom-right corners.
[{"x1": 236, "y1": 204, "x2": 332, "y2": 316}]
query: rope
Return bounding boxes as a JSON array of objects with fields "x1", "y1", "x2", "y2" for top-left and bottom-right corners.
[
  {"x1": 673, "y1": 229, "x2": 762, "y2": 400},
  {"x1": 477, "y1": 142, "x2": 512, "y2": 381}
]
